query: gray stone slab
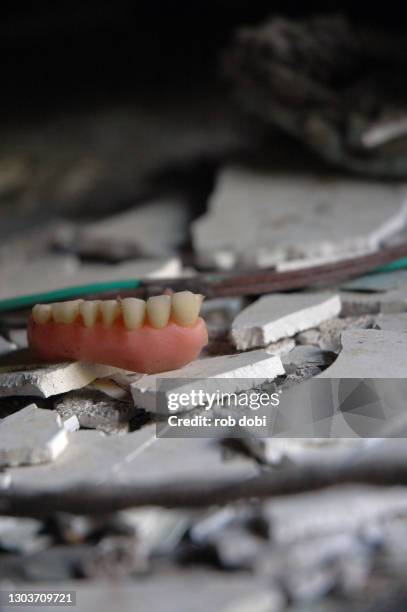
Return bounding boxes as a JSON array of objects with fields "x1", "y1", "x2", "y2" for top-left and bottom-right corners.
[
  {"x1": 192, "y1": 166, "x2": 407, "y2": 268},
  {"x1": 318, "y1": 329, "x2": 407, "y2": 378},
  {"x1": 0, "y1": 404, "x2": 69, "y2": 467},
  {"x1": 231, "y1": 293, "x2": 341, "y2": 350},
  {"x1": 0, "y1": 362, "x2": 124, "y2": 398},
  {"x1": 131, "y1": 350, "x2": 285, "y2": 412}
]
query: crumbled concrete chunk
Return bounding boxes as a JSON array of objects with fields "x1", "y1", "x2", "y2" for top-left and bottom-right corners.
[
  {"x1": 296, "y1": 316, "x2": 375, "y2": 352},
  {"x1": 192, "y1": 166, "x2": 407, "y2": 268},
  {"x1": 131, "y1": 350, "x2": 285, "y2": 412},
  {"x1": 231, "y1": 293, "x2": 341, "y2": 350},
  {"x1": 0, "y1": 362, "x2": 124, "y2": 398},
  {"x1": 0, "y1": 404, "x2": 69, "y2": 467},
  {"x1": 319, "y1": 329, "x2": 407, "y2": 378},
  {"x1": 55, "y1": 389, "x2": 135, "y2": 434}
]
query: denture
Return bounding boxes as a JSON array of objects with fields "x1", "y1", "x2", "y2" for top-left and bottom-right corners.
[{"x1": 28, "y1": 292, "x2": 208, "y2": 374}]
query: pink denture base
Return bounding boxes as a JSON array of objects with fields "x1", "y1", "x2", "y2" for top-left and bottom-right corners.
[{"x1": 27, "y1": 316, "x2": 208, "y2": 374}]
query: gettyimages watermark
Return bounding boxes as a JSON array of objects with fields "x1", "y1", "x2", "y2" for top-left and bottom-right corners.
[{"x1": 154, "y1": 377, "x2": 407, "y2": 438}]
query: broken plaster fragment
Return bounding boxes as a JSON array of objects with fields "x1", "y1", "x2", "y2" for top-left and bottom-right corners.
[
  {"x1": 232, "y1": 293, "x2": 341, "y2": 350},
  {"x1": 131, "y1": 350, "x2": 284, "y2": 412},
  {"x1": 0, "y1": 361, "x2": 123, "y2": 399},
  {"x1": 192, "y1": 166, "x2": 407, "y2": 268},
  {"x1": 0, "y1": 404, "x2": 70, "y2": 467}
]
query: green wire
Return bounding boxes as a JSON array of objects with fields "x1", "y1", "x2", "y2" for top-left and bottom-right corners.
[{"x1": 0, "y1": 279, "x2": 141, "y2": 312}]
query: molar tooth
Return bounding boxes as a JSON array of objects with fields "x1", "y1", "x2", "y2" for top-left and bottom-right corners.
[
  {"x1": 100, "y1": 300, "x2": 121, "y2": 327},
  {"x1": 171, "y1": 291, "x2": 204, "y2": 327},
  {"x1": 80, "y1": 300, "x2": 100, "y2": 328},
  {"x1": 32, "y1": 304, "x2": 52, "y2": 325},
  {"x1": 147, "y1": 295, "x2": 171, "y2": 329},
  {"x1": 51, "y1": 300, "x2": 82, "y2": 324},
  {"x1": 121, "y1": 298, "x2": 146, "y2": 330}
]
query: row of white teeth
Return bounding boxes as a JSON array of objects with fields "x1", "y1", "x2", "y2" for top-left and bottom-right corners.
[{"x1": 32, "y1": 292, "x2": 204, "y2": 330}]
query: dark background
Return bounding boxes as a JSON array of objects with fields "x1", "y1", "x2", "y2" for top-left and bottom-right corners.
[{"x1": 0, "y1": 2, "x2": 400, "y2": 115}]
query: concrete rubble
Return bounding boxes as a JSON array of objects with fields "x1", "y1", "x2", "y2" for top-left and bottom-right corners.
[
  {"x1": 192, "y1": 166, "x2": 407, "y2": 268},
  {"x1": 55, "y1": 389, "x2": 135, "y2": 434},
  {"x1": 131, "y1": 350, "x2": 285, "y2": 412},
  {"x1": 0, "y1": 361, "x2": 124, "y2": 398},
  {"x1": 231, "y1": 293, "x2": 341, "y2": 350},
  {"x1": 319, "y1": 329, "x2": 407, "y2": 378},
  {"x1": 0, "y1": 404, "x2": 72, "y2": 467},
  {"x1": 296, "y1": 315, "x2": 375, "y2": 352}
]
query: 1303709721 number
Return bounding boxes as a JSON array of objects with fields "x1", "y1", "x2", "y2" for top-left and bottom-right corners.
[{"x1": 1, "y1": 591, "x2": 76, "y2": 606}]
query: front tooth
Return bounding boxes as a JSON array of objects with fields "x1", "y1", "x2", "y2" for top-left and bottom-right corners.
[
  {"x1": 51, "y1": 300, "x2": 82, "y2": 324},
  {"x1": 147, "y1": 295, "x2": 171, "y2": 329},
  {"x1": 121, "y1": 298, "x2": 146, "y2": 330},
  {"x1": 32, "y1": 304, "x2": 52, "y2": 324},
  {"x1": 100, "y1": 300, "x2": 121, "y2": 327},
  {"x1": 80, "y1": 300, "x2": 100, "y2": 328},
  {"x1": 171, "y1": 291, "x2": 203, "y2": 327}
]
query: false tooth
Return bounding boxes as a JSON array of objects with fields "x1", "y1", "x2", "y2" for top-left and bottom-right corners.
[
  {"x1": 171, "y1": 291, "x2": 204, "y2": 327},
  {"x1": 100, "y1": 300, "x2": 121, "y2": 327},
  {"x1": 147, "y1": 295, "x2": 171, "y2": 329},
  {"x1": 79, "y1": 300, "x2": 100, "y2": 328},
  {"x1": 51, "y1": 300, "x2": 82, "y2": 324},
  {"x1": 32, "y1": 304, "x2": 52, "y2": 325},
  {"x1": 121, "y1": 297, "x2": 146, "y2": 330}
]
